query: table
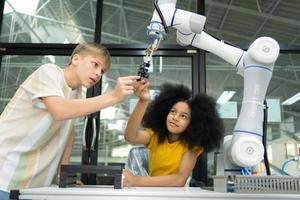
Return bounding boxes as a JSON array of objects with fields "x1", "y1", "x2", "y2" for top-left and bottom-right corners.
[{"x1": 13, "y1": 185, "x2": 300, "y2": 200}]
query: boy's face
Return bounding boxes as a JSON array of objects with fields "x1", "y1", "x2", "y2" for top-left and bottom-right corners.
[{"x1": 74, "y1": 53, "x2": 109, "y2": 88}]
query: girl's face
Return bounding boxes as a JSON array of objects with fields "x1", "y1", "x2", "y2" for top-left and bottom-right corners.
[{"x1": 166, "y1": 101, "x2": 191, "y2": 135}]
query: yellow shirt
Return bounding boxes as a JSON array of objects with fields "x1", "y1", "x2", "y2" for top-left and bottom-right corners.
[{"x1": 145, "y1": 129, "x2": 203, "y2": 176}]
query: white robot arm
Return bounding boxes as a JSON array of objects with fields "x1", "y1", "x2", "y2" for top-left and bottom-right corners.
[
  {"x1": 147, "y1": 0, "x2": 280, "y2": 171},
  {"x1": 147, "y1": 0, "x2": 206, "y2": 50},
  {"x1": 180, "y1": 32, "x2": 279, "y2": 169}
]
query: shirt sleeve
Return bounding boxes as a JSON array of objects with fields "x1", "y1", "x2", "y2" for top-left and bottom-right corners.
[
  {"x1": 21, "y1": 64, "x2": 65, "y2": 109},
  {"x1": 193, "y1": 146, "x2": 204, "y2": 156},
  {"x1": 144, "y1": 128, "x2": 155, "y2": 149}
]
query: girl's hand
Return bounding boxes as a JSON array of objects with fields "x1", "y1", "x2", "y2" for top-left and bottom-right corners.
[
  {"x1": 111, "y1": 76, "x2": 140, "y2": 102},
  {"x1": 134, "y1": 79, "x2": 150, "y2": 102},
  {"x1": 122, "y1": 169, "x2": 137, "y2": 187}
]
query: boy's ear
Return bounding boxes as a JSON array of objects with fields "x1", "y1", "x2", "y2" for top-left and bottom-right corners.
[{"x1": 71, "y1": 54, "x2": 80, "y2": 65}]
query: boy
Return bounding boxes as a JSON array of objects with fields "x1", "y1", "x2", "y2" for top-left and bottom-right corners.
[{"x1": 0, "y1": 42, "x2": 140, "y2": 199}]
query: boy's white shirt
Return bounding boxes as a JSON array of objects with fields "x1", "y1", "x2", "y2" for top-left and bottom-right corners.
[{"x1": 0, "y1": 63, "x2": 82, "y2": 191}]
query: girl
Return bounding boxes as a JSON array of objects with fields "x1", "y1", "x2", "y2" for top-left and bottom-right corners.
[{"x1": 123, "y1": 81, "x2": 224, "y2": 187}]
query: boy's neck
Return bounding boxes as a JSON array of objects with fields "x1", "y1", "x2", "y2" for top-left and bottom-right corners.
[{"x1": 64, "y1": 65, "x2": 80, "y2": 90}]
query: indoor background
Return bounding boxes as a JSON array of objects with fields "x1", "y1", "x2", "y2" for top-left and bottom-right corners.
[{"x1": 0, "y1": 0, "x2": 299, "y2": 186}]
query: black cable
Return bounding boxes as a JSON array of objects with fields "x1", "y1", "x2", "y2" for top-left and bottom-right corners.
[
  {"x1": 154, "y1": 0, "x2": 169, "y2": 36},
  {"x1": 263, "y1": 100, "x2": 271, "y2": 175}
]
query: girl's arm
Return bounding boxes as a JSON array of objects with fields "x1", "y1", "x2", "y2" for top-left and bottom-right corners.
[
  {"x1": 124, "y1": 80, "x2": 151, "y2": 144},
  {"x1": 123, "y1": 150, "x2": 199, "y2": 187}
]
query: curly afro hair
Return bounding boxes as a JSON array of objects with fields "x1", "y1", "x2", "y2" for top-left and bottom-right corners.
[{"x1": 142, "y1": 83, "x2": 224, "y2": 152}]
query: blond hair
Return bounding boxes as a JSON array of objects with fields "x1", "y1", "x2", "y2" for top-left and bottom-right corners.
[{"x1": 69, "y1": 42, "x2": 111, "y2": 69}]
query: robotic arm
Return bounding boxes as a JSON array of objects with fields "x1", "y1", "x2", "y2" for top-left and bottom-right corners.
[
  {"x1": 147, "y1": 0, "x2": 206, "y2": 42},
  {"x1": 180, "y1": 32, "x2": 279, "y2": 169},
  {"x1": 145, "y1": 0, "x2": 280, "y2": 172},
  {"x1": 138, "y1": 0, "x2": 206, "y2": 80}
]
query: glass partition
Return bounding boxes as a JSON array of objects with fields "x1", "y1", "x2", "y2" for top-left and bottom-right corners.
[
  {"x1": 1, "y1": 0, "x2": 96, "y2": 43},
  {"x1": 205, "y1": 0, "x2": 300, "y2": 48},
  {"x1": 101, "y1": 0, "x2": 197, "y2": 44}
]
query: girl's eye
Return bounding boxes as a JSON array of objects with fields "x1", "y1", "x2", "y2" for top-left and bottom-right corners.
[
  {"x1": 170, "y1": 109, "x2": 176, "y2": 114},
  {"x1": 181, "y1": 115, "x2": 188, "y2": 119}
]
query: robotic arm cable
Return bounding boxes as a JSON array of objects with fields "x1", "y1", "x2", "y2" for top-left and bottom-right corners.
[
  {"x1": 154, "y1": 0, "x2": 169, "y2": 36},
  {"x1": 263, "y1": 100, "x2": 271, "y2": 176}
]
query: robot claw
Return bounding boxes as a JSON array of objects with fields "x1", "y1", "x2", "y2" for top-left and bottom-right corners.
[
  {"x1": 137, "y1": 36, "x2": 162, "y2": 80},
  {"x1": 137, "y1": 61, "x2": 150, "y2": 80}
]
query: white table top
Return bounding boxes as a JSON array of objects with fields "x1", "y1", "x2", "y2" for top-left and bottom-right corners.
[{"x1": 17, "y1": 185, "x2": 300, "y2": 200}]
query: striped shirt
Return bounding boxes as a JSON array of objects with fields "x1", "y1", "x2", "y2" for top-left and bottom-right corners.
[{"x1": 0, "y1": 63, "x2": 82, "y2": 191}]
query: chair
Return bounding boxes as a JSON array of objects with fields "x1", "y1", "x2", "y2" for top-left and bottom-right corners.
[
  {"x1": 125, "y1": 146, "x2": 191, "y2": 186},
  {"x1": 126, "y1": 146, "x2": 149, "y2": 176}
]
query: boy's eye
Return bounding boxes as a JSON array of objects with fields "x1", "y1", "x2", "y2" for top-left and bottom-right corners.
[{"x1": 92, "y1": 61, "x2": 98, "y2": 67}]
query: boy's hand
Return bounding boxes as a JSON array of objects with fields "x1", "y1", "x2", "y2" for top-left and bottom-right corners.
[
  {"x1": 134, "y1": 79, "x2": 150, "y2": 101},
  {"x1": 112, "y1": 76, "x2": 140, "y2": 101}
]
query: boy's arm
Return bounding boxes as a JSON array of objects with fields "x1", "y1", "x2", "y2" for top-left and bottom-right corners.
[
  {"x1": 124, "y1": 81, "x2": 151, "y2": 144},
  {"x1": 123, "y1": 150, "x2": 199, "y2": 187},
  {"x1": 43, "y1": 92, "x2": 120, "y2": 121},
  {"x1": 61, "y1": 128, "x2": 75, "y2": 165},
  {"x1": 56, "y1": 128, "x2": 75, "y2": 184},
  {"x1": 42, "y1": 76, "x2": 139, "y2": 121}
]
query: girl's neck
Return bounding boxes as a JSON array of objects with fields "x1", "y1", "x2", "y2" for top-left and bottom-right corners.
[{"x1": 167, "y1": 133, "x2": 180, "y2": 143}]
